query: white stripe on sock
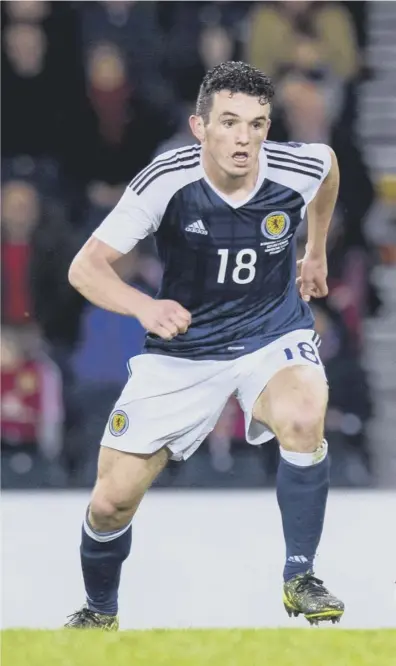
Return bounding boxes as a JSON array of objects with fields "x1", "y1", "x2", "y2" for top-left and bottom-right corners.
[
  {"x1": 83, "y1": 516, "x2": 132, "y2": 543},
  {"x1": 280, "y1": 439, "x2": 328, "y2": 467}
]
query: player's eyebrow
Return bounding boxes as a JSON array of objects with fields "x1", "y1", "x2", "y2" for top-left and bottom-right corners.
[
  {"x1": 219, "y1": 112, "x2": 268, "y2": 122},
  {"x1": 219, "y1": 112, "x2": 240, "y2": 119}
]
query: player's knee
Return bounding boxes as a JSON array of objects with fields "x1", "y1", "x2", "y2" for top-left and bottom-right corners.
[
  {"x1": 276, "y1": 408, "x2": 325, "y2": 453},
  {"x1": 89, "y1": 492, "x2": 134, "y2": 532}
]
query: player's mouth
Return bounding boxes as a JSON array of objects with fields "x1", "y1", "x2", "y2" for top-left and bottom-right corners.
[{"x1": 232, "y1": 151, "x2": 249, "y2": 166}]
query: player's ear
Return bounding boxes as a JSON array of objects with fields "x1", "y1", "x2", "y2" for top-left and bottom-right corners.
[{"x1": 189, "y1": 115, "x2": 205, "y2": 143}]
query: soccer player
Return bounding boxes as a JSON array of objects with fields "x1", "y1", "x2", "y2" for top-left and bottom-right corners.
[{"x1": 65, "y1": 61, "x2": 344, "y2": 629}]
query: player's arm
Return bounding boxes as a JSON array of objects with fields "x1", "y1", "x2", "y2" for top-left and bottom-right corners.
[
  {"x1": 306, "y1": 147, "x2": 339, "y2": 258},
  {"x1": 68, "y1": 237, "x2": 151, "y2": 316},
  {"x1": 298, "y1": 148, "x2": 339, "y2": 302},
  {"x1": 68, "y1": 189, "x2": 191, "y2": 340}
]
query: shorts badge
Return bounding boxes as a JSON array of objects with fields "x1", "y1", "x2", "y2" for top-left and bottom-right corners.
[{"x1": 109, "y1": 410, "x2": 129, "y2": 437}]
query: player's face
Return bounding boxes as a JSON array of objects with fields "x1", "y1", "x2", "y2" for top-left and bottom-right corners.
[{"x1": 191, "y1": 91, "x2": 271, "y2": 179}]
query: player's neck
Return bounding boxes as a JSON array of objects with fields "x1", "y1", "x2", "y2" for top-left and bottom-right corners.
[{"x1": 202, "y1": 153, "x2": 260, "y2": 203}]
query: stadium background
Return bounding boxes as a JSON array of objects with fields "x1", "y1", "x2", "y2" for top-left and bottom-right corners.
[
  {"x1": 1, "y1": 0, "x2": 396, "y2": 636},
  {"x1": 2, "y1": 0, "x2": 395, "y2": 490}
]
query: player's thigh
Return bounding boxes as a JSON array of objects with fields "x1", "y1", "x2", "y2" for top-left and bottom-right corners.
[
  {"x1": 253, "y1": 365, "x2": 328, "y2": 440},
  {"x1": 91, "y1": 445, "x2": 170, "y2": 518},
  {"x1": 236, "y1": 329, "x2": 327, "y2": 448}
]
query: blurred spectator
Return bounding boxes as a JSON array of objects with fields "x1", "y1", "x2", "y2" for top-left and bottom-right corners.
[
  {"x1": 160, "y1": 1, "x2": 247, "y2": 103},
  {"x1": 247, "y1": 1, "x2": 359, "y2": 84},
  {"x1": 246, "y1": 1, "x2": 364, "y2": 127},
  {"x1": 198, "y1": 22, "x2": 234, "y2": 71},
  {"x1": 90, "y1": 2, "x2": 177, "y2": 105},
  {"x1": 78, "y1": 1, "x2": 167, "y2": 97},
  {"x1": 3, "y1": 1, "x2": 50, "y2": 22},
  {"x1": 364, "y1": 176, "x2": 396, "y2": 265},
  {"x1": 342, "y1": 0, "x2": 370, "y2": 51},
  {"x1": 65, "y1": 1, "x2": 179, "y2": 189},
  {"x1": 1, "y1": 326, "x2": 63, "y2": 461},
  {"x1": 1, "y1": 2, "x2": 84, "y2": 166},
  {"x1": 1, "y1": 174, "x2": 88, "y2": 480},
  {"x1": 87, "y1": 43, "x2": 131, "y2": 147},
  {"x1": 1, "y1": 22, "x2": 56, "y2": 158},
  {"x1": 67, "y1": 38, "x2": 179, "y2": 188},
  {"x1": 1, "y1": 176, "x2": 87, "y2": 346},
  {"x1": 1, "y1": 180, "x2": 39, "y2": 326}
]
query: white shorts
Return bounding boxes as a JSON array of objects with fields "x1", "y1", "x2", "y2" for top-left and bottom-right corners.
[{"x1": 101, "y1": 328, "x2": 326, "y2": 461}]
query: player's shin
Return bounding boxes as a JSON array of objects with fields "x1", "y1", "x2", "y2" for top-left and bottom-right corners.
[
  {"x1": 80, "y1": 507, "x2": 132, "y2": 616},
  {"x1": 276, "y1": 440, "x2": 329, "y2": 582}
]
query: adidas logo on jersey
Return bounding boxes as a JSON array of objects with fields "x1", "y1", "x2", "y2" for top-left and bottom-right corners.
[{"x1": 185, "y1": 220, "x2": 208, "y2": 235}]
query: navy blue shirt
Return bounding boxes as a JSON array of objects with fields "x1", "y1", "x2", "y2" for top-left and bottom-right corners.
[{"x1": 94, "y1": 141, "x2": 331, "y2": 360}]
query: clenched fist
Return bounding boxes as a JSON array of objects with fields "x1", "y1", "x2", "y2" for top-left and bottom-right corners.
[
  {"x1": 137, "y1": 299, "x2": 191, "y2": 340},
  {"x1": 296, "y1": 253, "x2": 328, "y2": 302}
]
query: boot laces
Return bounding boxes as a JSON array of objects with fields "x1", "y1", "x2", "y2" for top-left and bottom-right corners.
[
  {"x1": 66, "y1": 607, "x2": 103, "y2": 626},
  {"x1": 295, "y1": 574, "x2": 329, "y2": 598}
]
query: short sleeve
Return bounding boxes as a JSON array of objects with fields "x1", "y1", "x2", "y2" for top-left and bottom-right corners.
[
  {"x1": 310, "y1": 143, "x2": 332, "y2": 178},
  {"x1": 91, "y1": 144, "x2": 202, "y2": 254},
  {"x1": 264, "y1": 140, "x2": 332, "y2": 209},
  {"x1": 92, "y1": 187, "x2": 160, "y2": 254},
  {"x1": 303, "y1": 143, "x2": 332, "y2": 205}
]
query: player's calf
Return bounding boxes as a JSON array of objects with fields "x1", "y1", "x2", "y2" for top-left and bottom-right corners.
[
  {"x1": 253, "y1": 366, "x2": 344, "y2": 621},
  {"x1": 65, "y1": 446, "x2": 169, "y2": 629}
]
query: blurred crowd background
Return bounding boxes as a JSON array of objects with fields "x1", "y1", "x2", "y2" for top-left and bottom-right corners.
[{"x1": 2, "y1": 1, "x2": 396, "y2": 491}]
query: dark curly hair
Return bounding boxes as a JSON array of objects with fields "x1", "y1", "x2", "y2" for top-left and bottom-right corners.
[{"x1": 196, "y1": 61, "x2": 275, "y2": 124}]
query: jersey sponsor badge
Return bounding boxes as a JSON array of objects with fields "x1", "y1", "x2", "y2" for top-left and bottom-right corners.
[{"x1": 109, "y1": 410, "x2": 129, "y2": 436}]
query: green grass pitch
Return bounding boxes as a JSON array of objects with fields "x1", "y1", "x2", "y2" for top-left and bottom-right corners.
[{"x1": 2, "y1": 628, "x2": 396, "y2": 666}]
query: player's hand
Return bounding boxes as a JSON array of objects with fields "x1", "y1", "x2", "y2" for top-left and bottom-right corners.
[
  {"x1": 137, "y1": 298, "x2": 192, "y2": 340},
  {"x1": 296, "y1": 253, "x2": 328, "y2": 302}
]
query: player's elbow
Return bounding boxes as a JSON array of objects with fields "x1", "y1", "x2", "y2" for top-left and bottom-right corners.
[
  {"x1": 68, "y1": 236, "x2": 115, "y2": 292},
  {"x1": 68, "y1": 253, "x2": 87, "y2": 292},
  {"x1": 68, "y1": 243, "x2": 102, "y2": 293}
]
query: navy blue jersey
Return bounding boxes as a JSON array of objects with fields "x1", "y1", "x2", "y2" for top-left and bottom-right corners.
[{"x1": 93, "y1": 141, "x2": 331, "y2": 360}]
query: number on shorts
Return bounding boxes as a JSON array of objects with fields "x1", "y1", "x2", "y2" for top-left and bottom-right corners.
[
  {"x1": 216, "y1": 248, "x2": 257, "y2": 284},
  {"x1": 283, "y1": 342, "x2": 320, "y2": 365}
]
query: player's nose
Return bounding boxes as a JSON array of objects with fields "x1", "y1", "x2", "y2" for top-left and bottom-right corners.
[
  {"x1": 236, "y1": 133, "x2": 249, "y2": 146},
  {"x1": 235, "y1": 126, "x2": 250, "y2": 146}
]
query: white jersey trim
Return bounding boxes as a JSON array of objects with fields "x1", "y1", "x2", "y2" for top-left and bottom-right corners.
[{"x1": 263, "y1": 142, "x2": 331, "y2": 206}]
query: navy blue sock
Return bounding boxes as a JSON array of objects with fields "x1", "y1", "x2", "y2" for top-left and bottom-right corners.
[
  {"x1": 80, "y1": 510, "x2": 132, "y2": 615},
  {"x1": 276, "y1": 446, "x2": 330, "y2": 582}
]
